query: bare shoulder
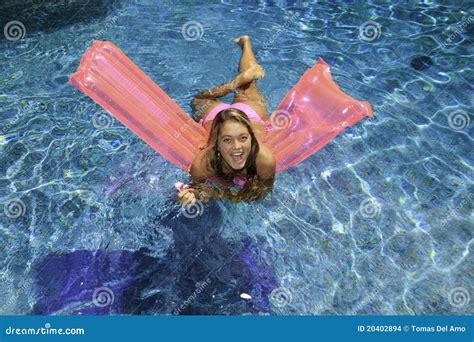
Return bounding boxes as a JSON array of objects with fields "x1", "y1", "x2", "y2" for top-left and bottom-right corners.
[
  {"x1": 256, "y1": 144, "x2": 276, "y2": 180},
  {"x1": 190, "y1": 148, "x2": 214, "y2": 181}
]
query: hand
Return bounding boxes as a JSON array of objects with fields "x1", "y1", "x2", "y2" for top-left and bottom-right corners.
[{"x1": 177, "y1": 187, "x2": 197, "y2": 208}]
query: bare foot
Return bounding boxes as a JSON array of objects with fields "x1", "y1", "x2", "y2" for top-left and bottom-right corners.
[
  {"x1": 233, "y1": 63, "x2": 265, "y2": 87},
  {"x1": 233, "y1": 35, "x2": 250, "y2": 47}
]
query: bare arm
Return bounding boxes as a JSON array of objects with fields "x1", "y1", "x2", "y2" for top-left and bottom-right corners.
[
  {"x1": 256, "y1": 145, "x2": 276, "y2": 180},
  {"x1": 181, "y1": 145, "x2": 276, "y2": 204},
  {"x1": 256, "y1": 144, "x2": 276, "y2": 191},
  {"x1": 190, "y1": 148, "x2": 213, "y2": 181}
]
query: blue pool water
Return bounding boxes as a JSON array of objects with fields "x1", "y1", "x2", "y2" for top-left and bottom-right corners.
[{"x1": 0, "y1": 0, "x2": 472, "y2": 315}]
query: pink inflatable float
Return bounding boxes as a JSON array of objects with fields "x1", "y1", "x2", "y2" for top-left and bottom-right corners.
[{"x1": 69, "y1": 41, "x2": 372, "y2": 174}]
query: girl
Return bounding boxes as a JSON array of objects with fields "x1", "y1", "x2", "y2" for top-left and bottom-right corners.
[{"x1": 178, "y1": 35, "x2": 276, "y2": 207}]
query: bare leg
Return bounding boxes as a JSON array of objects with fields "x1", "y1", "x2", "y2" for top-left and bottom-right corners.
[
  {"x1": 191, "y1": 36, "x2": 267, "y2": 122},
  {"x1": 232, "y1": 35, "x2": 268, "y2": 119},
  {"x1": 234, "y1": 35, "x2": 264, "y2": 76},
  {"x1": 191, "y1": 70, "x2": 263, "y2": 120},
  {"x1": 193, "y1": 81, "x2": 236, "y2": 100},
  {"x1": 190, "y1": 81, "x2": 234, "y2": 121}
]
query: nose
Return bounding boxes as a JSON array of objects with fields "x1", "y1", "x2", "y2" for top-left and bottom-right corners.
[{"x1": 232, "y1": 139, "x2": 242, "y2": 149}]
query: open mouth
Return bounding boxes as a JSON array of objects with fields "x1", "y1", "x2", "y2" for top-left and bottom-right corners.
[{"x1": 230, "y1": 152, "x2": 244, "y2": 162}]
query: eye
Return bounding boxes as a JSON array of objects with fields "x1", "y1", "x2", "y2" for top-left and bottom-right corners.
[
  {"x1": 241, "y1": 136, "x2": 248, "y2": 141},
  {"x1": 223, "y1": 138, "x2": 231, "y2": 143}
]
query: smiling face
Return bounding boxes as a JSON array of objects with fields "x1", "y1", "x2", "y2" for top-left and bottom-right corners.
[{"x1": 217, "y1": 120, "x2": 252, "y2": 171}]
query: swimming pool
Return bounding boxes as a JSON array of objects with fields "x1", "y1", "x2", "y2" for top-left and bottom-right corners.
[{"x1": 0, "y1": 0, "x2": 472, "y2": 315}]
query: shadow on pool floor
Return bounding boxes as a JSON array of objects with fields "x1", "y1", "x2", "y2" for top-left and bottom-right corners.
[{"x1": 31, "y1": 201, "x2": 279, "y2": 315}]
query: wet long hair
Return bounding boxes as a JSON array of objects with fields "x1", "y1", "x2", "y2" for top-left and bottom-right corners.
[{"x1": 189, "y1": 108, "x2": 274, "y2": 203}]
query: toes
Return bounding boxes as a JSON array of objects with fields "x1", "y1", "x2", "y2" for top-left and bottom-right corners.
[
  {"x1": 233, "y1": 35, "x2": 250, "y2": 46},
  {"x1": 233, "y1": 37, "x2": 243, "y2": 45}
]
